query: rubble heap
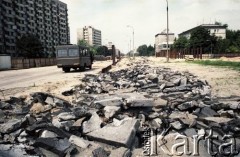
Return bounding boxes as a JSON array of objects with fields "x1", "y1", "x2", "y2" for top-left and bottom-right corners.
[{"x1": 0, "y1": 64, "x2": 240, "y2": 157}]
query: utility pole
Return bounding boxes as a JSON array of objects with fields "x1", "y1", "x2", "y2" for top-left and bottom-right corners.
[
  {"x1": 166, "y1": 0, "x2": 169, "y2": 62},
  {"x1": 127, "y1": 25, "x2": 135, "y2": 59}
]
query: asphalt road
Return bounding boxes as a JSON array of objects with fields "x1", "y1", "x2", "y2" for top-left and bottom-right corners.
[{"x1": 0, "y1": 61, "x2": 112, "y2": 90}]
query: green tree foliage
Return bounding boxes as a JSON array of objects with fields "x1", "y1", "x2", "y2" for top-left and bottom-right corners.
[
  {"x1": 147, "y1": 45, "x2": 155, "y2": 56},
  {"x1": 77, "y1": 39, "x2": 89, "y2": 47},
  {"x1": 77, "y1": 39, "x2": 97, "y2": 55},
  {"x1": 173, "y1": 36, "x2": 189, "y2": 50},
  {"x1": 214, "y1": 39, "x2": 230, "y2": 53},
  {"x1": 137, "y1": 45, "x2": 154, "y2": 56},
  {"x1": 16, "y1": 34, "x2": 44, "y2": 58},
  {"x1": 189, "y1": 26, "x2": 216, "y2": 49},
  {"x1": 96, "y1": 46, "x2": 110, "y2": 56}
]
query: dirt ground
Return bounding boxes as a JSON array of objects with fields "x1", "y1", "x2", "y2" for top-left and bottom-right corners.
[
  {"x1": 220, "y1": 56, "x2": 240, "y2": 62},
  {"x1": 112, "y1": 57, "x2": 240, "y2": 97}
]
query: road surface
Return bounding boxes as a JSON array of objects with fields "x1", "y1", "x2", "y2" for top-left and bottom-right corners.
[{"x1": 0, "y1": 61, "x2": 112, "y2": 90}]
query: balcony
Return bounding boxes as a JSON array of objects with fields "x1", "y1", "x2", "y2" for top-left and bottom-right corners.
[{"x1": 16, "y1": 22, "x2": 25, "y2": 27}]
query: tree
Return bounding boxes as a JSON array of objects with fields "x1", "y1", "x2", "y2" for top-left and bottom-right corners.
[
  {"x1": 96, "y1": 46, "x2": 109, "y2": 56},
  {"x1": 77, "y1": 39, "x2": 89, "y2": 47},
  {"x1": 147, "y1": 45, "x2": 155, "y2": 56},
  {"x1": 77, "y1": 39, "x2": 97, "y2": 55},
  {"x1": 173, "y1": 36, "x2": 189, "y2": 50},
  {"x1": 189, "y1": 26, "x2": 214, "y2": 48},
  {"x1": 16, "y1": 34, "x2": 44, "y2": 58},
  {"x1": 214, "y1": 39, "x2": 230, "y2": 53},
  {"x1": 189, "y1": 26, "x2": 217, "y2": 53},
  {"x1": 137, "y1": 45, "x2": 148, "y2": 56},
  {"x1": 136, "y1": 44, "x2": 155, "y2": 56}
]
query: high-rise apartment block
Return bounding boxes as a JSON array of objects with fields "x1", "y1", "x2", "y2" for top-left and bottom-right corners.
[
  {"x1": 77, "y1": 26, "x2": 102, "y2": 47},
  {"x1": 0, "y1": 0, "x2": 70, "y2": 56}
]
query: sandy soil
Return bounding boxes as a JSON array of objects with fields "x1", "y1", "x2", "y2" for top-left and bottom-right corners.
[
  {"x1": 220, "y1": 56, "x2": 240, "y2": 62},
  {"x1": 112, "y1": 57, "x2": 240, "y2": 97}
]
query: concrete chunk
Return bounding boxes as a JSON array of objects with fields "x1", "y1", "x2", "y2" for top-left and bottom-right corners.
[
  {"x1": 109, "y1": 147, "x2": 130, "y2": 157},
  {"x1": 104, "y1": 106, "x2": 121, "y2": 119},
  {"x1": 57, "y1": 112, "x2": 76, "y2": 121},
  {"x1": 94, "y1": 97, "x2": 123, "y2": 107},
  {"x1": 82, "y1": 112, "x2": 102, "y2": 134},
  {"x1": 69, "y1": 135, "x2": 90, "y2": 149},
  {"x1": 126, "y1": 96, "x2": 154, "y2": 107},
  {"x1": 0, "y1": 119, "x2": 23, "y2": 134},
  {"x1": 87, "y1": 118, "x2": 140, "y2": 148},
  {"x1": 33, "y1": 138, "x2": 72, "y2": 157}
]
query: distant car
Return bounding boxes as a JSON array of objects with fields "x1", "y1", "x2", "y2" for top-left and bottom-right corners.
[
  {"x1": 55, "y1": 45, "x2": 93, "y2": 72},
  {"x1": 185, "y1": 55, "x2": 194, "y2": 61}
]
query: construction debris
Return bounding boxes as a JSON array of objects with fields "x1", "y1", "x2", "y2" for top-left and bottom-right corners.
[{"x1": 0, "y1": 63, "x2": 240, "y2": 156}]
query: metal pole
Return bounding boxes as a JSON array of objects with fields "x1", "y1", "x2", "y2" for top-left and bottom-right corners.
[
  {"x1": 127, "y1": 25, "x2": 134, "y2": 59},
  {"x1": 133, "y1": 28, "x2": 135, "y2": 59},
  {"x1": 166, "y1": 0, "x2": 169, "y2": 62}
]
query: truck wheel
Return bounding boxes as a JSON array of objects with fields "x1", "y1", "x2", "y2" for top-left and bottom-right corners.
[
  {"x1": 80, "y1": 66, "x2": 85, "y2": 71},
  {"x1": 89, "y1": 65, "x2": 92, "y2": 69},
  {"x1": 63, "y1": 67, "x2": 70, "y2": 72}
]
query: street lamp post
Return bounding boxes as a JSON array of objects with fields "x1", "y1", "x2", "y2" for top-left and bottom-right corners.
[
  {"x1": 166, "y1": 0, "x2": 169, "y2": 62},
  {"x1": 127, "y1": 25, "x2": 134, "y2": 59}
]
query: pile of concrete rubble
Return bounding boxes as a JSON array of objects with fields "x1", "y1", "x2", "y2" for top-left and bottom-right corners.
[{"x1": 0, "y1": 64, "x2": 240, "y2": 157}]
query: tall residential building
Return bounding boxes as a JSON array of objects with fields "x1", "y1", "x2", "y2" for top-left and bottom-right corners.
[
  {"x1": 0, "y1": 0, "x2": 70, "y2": 56},
  {"x1": 77, "y1": 26, "x2": 102, "y2": 47},
  {"x1": 179, "y1": 24, "x2": 227, "y2": 39}
]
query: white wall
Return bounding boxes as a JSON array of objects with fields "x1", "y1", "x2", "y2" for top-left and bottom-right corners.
[{"x1": 0, "y1": 56, "x2": 11, "y2": 70}]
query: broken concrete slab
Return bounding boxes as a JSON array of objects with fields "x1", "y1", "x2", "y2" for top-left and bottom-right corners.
[
  {"x1": 196, "y1": 106, "x2": 218, "y2": 117},
  {"x1": 69, "y1": 135, "x2": 90, "y2": 149},
  {"x1": 0, "y1": 101, "x2": 11, "y2": 109},
  {"x1": 87, "y1": 118, "x2": 140, "y2": 148},
  {"x1": 171, "y1": 120, "x2": 185, "y2": 130},
  {"x1": 33, "y1": 138, "x2": 73, "y2": 157},
  {"x1": 52, "y1": 118, "x2": 75, "y2": 131},
  {"x1": 94, "y1": 97, "x2": 123, "y2": 107},
  {"x1": 82, "y1": 112, "x2": 102, "y2": 134},
  {"x1": 109, "y1": 147, "x2": 131, "y2": 157},
  {"x1": 104, "y1": 106, "x2": 121, "y2": 119},
  {"x1": 204, "y1": 117, "x2": 232, "y2": 123},
  {"x1": 40, "y1": 130, "x2": 58, "y2": 138},
  {"x1": 177, "y1": 101, "x2": 197, "y2": 111},
  {"x1": 92, "y1": 147, "x2": 110, "y2": 157},
  {"x1": 57, "y1": 112, "x2": 76, "y2": 121},
  {"x1": 126, "y1": 97, "x2": 154, "y2": 107},
  {"x1": 0, "y1": 119, "x2": 24, "y2": 134},
  {"x1": 0, "y1": 144, "x2": 29, "y2": 157},
  {"x1": 152, "y1": 118, "x2": 163, "y2": 128},
  {"x1": 153, "y1": 98, "x2": 168, "y2": 108}
]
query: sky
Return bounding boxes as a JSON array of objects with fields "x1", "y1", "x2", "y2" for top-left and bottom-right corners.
[{"x1": 61, "y1": 0, "x2": 240, "y2": 53}]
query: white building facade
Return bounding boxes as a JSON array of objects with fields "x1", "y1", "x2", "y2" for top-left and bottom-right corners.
[
  {"x1": 77, "y1": 26, "x2": 102, "y2": 47},
  {"x1": 155, "y1": 33, "x2": 175, "y2": 55},
  {"x1": 179, "y1": 24, "x2": 227, "y2": 39}
]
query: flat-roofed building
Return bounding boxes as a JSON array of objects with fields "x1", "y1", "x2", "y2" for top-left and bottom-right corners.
[
  {"x1": 155, "y1": 32, "x2": 175, "y2": 57},
  {"x1": 179, "y1": 24, "x2": 227, "y2": 39},
  {"x1": 77, "y1": 26, "x2": 102, "y2": 47}
]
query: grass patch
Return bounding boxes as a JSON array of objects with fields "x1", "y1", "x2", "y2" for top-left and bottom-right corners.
[{"x1": 192, "y1": 60, "x2": 240, "y2": 70}]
